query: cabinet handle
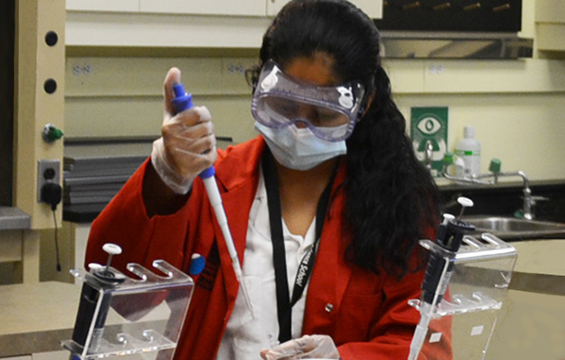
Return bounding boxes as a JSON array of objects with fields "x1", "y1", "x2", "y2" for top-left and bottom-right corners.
[
  {"x1": 463, "y1": 3, "x2": 481, "y2": 11},
  {"x1": 433, "y1": 2, "x2": 451, "y2": 11},
  {"x1": 402, "y1": 1, "x2": 420, "y2": 10},
  {"x1": 493, "y1": 3, "x2": 511, "y2": 12}
]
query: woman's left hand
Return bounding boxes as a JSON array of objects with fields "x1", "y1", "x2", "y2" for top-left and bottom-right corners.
[{"x1": 260, "y1": 334, "x2": 340, "y2": 359}]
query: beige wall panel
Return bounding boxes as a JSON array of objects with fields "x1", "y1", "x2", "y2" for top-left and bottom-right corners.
[
  {"x1": 202, "y1": 95, "x2": 257, "y2": 144},
  {"x1": 65, "y1": 59, "x2": 565, "y2": 98},
  {"x1": 383, "y1": 60, "x2": 425, "y2": 94},
  {"x1": 422, "y1": 60, "x2": 565, "y2": 94},
  {"x1": 64, "y1": 96, "x2": 163, "y2": 138},
  {"x1": 398, "y1": 93, "x2": 565, "y2": 181},
  {"x1": 65, "y1": 95, "x2": 256, "y2": 144},
  {"x1": 66, "y1": 90, "x2": 565, "y2": 181},
  {"x1": 384, "y1": 59, "x2": 565, "y2": 94},
  {"x1": 65, "y1": 57, "x2": 565, "y2": 180},
  {"x1": 65, "y1": 57, "x2": 257, "y2": 142},
  {"x1": 66, "y1": 57, "x2": 255, "y2": 97}
]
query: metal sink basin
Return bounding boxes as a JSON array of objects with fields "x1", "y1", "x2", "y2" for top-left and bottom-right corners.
[{"x1": 461, "y1": 215, "x2": 565, "y2": 241}]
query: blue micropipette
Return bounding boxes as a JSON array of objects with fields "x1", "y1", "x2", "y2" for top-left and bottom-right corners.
[{"x1": 171, "y1": 83, "x2": 254, "y2": 316}]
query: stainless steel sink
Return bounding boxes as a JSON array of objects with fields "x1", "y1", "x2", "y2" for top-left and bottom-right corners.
[{"x1": 461, "y1": 215, "x2": 565, "y2": 240}]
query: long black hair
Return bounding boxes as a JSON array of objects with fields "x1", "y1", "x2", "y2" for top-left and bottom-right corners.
[{"x1": 250, "y1": 0, "x2": 440, "y2": 278}]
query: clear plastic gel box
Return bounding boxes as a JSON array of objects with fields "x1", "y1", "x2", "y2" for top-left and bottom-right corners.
[
  {"x1": 62, "y1": 260, "x2": 194, "y2": 360},
  {"x1": 410, "y1": 233, "x2": 518, "y2": 360}
]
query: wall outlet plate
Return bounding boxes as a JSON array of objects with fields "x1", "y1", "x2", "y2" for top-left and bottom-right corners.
[{"x1": 37, "y1": 159, "x2": 60, "y2": 203}]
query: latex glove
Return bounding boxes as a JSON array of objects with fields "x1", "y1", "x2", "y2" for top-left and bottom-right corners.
[
  {"x1": 261, "y1": 335, "x2": 340, "y2": 360},
  {"x1": 151, "y1": 67, "x2": 217, "y2": 194}
]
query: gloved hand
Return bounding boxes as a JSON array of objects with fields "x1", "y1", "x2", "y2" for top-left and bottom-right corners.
[
  {"x1": 260, "y1": 335, "x2": 340, "y2": 360},
  {"x1": 151, "y1": 67, "x2": 217, "y2": 194}
]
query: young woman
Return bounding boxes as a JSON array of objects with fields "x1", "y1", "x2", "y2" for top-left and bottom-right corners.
[{"x1": 85, "y1": 1, "x2": 448, "y2": 359}]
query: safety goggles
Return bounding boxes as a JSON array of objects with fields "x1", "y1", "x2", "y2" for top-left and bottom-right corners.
[{"x1": 251, "y1": 60, "x2": 366, "y2": 142}]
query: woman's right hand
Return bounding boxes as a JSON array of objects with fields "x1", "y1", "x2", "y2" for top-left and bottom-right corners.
[{"x1": 150, "y1": 67, "x2": 217, "y2": 194}]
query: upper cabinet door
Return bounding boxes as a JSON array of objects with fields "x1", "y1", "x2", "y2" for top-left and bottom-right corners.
[
  {"x1": 65, "y1": 0, "x2": 382, "y2": 48},
  {"x1": 267, "y1": 0, "x2": 382, "y2": 18},
  {"x1": 350, "y1": 0, "x2": 382, "y2": 19},
  {"x1": 66, "y1": 0, "x2": 139, "y2": 12},
  {"x1": 138, "y1": 0, "x2": 266, "y2": 16},
  {"x1": 67, "y1": 0, "x2": 381, "y2": 18}
]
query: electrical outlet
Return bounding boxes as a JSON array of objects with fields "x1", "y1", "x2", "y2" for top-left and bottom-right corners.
[{"x1": 37, "y1": 159, "x2": 61, "y2": 203}]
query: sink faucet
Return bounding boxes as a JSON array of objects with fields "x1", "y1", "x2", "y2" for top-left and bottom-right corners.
[
  {"x1": 424, "y1": 140, "x2": 434, "y2": 171},
  {"x1": 501, "y1": 170, "x2": 533, "y2": 220},
  {"x1": 443, "y1": 156, "x2": 536, "y2": 220}
]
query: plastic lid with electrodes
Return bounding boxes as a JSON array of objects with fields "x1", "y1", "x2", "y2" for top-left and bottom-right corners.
[
  {"x1": 87, "y1": 243, "x2": 127, "y2": 283},
  {"x1": 456, "y1": 196, "x2": 474, "y2": 219},
  {"x1": 442, "y1": 213, "x2": 455, "y2": 224}
]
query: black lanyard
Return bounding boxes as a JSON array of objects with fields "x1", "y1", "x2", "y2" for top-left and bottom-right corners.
[{"x1": 261, "y1": 149, "x2": 336, "y2": 343}]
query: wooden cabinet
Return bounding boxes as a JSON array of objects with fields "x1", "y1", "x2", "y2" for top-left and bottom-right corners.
[
  {"x1": 65, "y1": 0, "x2": 382, "y2": 48},
  {"x1": 66, "y1": 0, "x2": 267, "y2": 16},
  {"x1": 535, "y1": 0, "x2": 565, "y2": 51},
  {"x1": 66, "y1": 0, "x2": 138, "y2": 12},
  {"x1": 138, "y1": 0, "x2": 267, "y2": 17},
  {"x1": 67, "y1": 0, "x2": 381, "y2": 18},
  {"x1": 266, "y1": 0, "x2": 382, "y2": 18}
]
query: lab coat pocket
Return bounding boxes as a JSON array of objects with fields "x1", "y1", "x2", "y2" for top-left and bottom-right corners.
[{"x1": 334, "y1": 293, "x2": 383, "y2": 343}]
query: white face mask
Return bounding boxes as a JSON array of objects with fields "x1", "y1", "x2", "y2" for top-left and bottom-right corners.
[{"x1": 255, "y1": 122, "x2": 347, "y2": 171}]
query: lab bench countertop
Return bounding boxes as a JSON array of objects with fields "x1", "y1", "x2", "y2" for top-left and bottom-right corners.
[
  {"x1": 509, "y1": 239, "x2": 565, "y2": 297},
  {"x1": 0, "y1": 281, "x2": 81, "y2": 357},
  {"x1": 0, "y1": 240, "x2": 563, "y2": 358}
]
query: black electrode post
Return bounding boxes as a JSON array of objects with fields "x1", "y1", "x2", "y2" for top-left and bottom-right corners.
[
  {"x1": 422, "y1": 197, "x2": 475, "y2": 305},
  {"x1": 71, "y1": 244, "x2": 126, "y2": 352}
]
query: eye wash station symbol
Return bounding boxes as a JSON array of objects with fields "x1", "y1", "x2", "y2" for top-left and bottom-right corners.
[{"x1": 413, "y1": 115, "x2": 447, "y2": 176}]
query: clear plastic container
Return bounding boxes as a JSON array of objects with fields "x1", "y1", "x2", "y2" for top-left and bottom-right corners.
[
  {"x1": 409, "y1": 233, "x2": 517, "y2": 360},
  {"x1": 62, "y1": 260, "x2": 194, "y2": 360},
  {"x1": 455, "y1": 126, "x2": 481, "y2": 177}
]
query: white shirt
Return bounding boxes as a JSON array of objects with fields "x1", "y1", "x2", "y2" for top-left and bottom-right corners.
[{"x1": 216, "y1": 167, "x2": 316, "y2": 360}]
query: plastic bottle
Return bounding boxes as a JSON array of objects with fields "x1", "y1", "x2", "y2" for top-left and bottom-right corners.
[{"x1": 455, "y1": 126, "x2": 481, "y2": 177}]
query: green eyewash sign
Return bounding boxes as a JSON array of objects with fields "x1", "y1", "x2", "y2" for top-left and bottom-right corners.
[{"x1": 410, "y1": 107, "x2": 448, "y2": 178}]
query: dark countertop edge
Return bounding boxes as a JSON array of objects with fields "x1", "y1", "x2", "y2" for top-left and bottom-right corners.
[
  {"x1": 62, "y1": 179, "x2": 565, "y2": 224},
  {"x1": 510, "y1": 271, "x2": 565, "y2": 297},
  {"x1": 63, "y1": 203, "x2": 107, "y2": 223},
  {"x1": 0, "y1": 206, "x2": 31, "y2": 230},
  {"x1": 437, "y1": 178, "x2": 565, "y2": 192}
]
